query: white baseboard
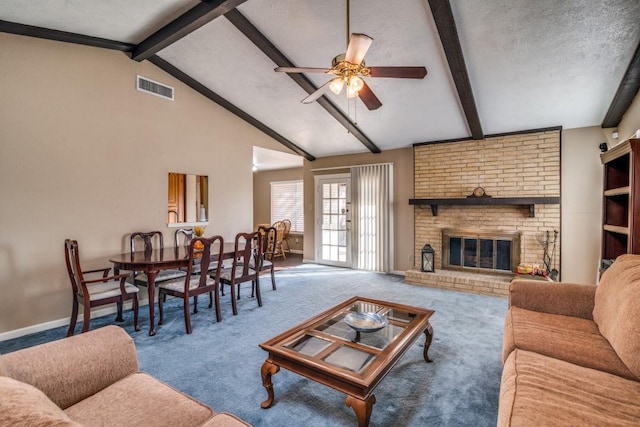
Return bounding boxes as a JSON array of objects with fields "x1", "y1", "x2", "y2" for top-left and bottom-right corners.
[
  {"x1": 302, "y1": 258, "x2": 316, "y2": 264},
  {"x1": 390, "y1": 270, "x2": 407, "y2": 276},
  {"x1": 289, "y1": 249, "x2": 303, "y2": 254},
  {"x1": 0, "y1": 301, "x2": 140, "y2": 343}
]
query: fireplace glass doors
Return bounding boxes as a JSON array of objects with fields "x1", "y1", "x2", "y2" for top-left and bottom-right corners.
[{"x1": 442, "y1": 229, "x2": 520, "y2": 274}]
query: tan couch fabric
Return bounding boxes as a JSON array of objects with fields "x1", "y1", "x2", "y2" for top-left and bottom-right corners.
[
  {"x1": 0, "y1": 376, "x2": 82, "y2": 427},
  {"x1": 509, "y1": 279, "x2": 596, "y2": 320},
  {"x1": 503, "y1": 307, "x2": 636, "y2": 380},
  {"x1": 64, "y1": 373, "x2": 214, "y2": 427},
  {"x1": 499, "y1": 349, "x2": 640, "y2": 427},
  {"x1": 594, "y1": 254, "x2": 640, "y2": 379},
  {"x1": 2, "y1": 325, "x2": 139, "y2": 409}
]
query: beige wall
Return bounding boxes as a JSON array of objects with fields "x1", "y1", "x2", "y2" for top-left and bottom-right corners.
[
  {"x1": 302, "y1": 148, "x2": 414, "y2": 272},
  {"x1": 561, "y1": 127, "x2": 608, "y2": 284},
  {"x1": 618, "y1": 91, "x2": 640, "y2": 142},
  {"x1": 0, "y1": 33, "x2": 292, "y2": 334},
  {"x1": 253, "y1": 167, "x2": 304, "y2": 252}
]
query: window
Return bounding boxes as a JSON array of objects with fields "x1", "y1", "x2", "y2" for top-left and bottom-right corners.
[{"x1": 271, "y1": 180, "x2": 304, "y2": 232}]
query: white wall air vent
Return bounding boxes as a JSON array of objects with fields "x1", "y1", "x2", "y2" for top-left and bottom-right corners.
[{"x1": 136, "y1": 75, "x2": 174, "y2": 101}]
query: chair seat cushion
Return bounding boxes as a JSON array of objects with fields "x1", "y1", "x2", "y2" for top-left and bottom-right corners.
[
  {"x1": 0, "y1": 376, "x2": 81, "y2": 426},
  {"x1": 503, "y1": 306, "x2": 635, "y2": 380},
  {"x1": 498, "y1": 349, "x2": 640, "y2": 426},
  {"x1": 219, "y1": 268, "x2": 257, "y2": 282},
  {"x1": 159, "y1": 276, "x2": 216, "y2": 293},
  {"x1": 86, "y1": 282, "x2": 139, "y2": 301},
  {"x1": 134, "y1": 269, "x2": 187, "y2": 284},
  {"x1": 64, "y1": 372, "x2": 214, "y2": 427}
]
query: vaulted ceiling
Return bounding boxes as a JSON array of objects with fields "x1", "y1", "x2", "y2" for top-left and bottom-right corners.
[{"x1": 2, "y1": 0, "x2": 640, "y2": 165}]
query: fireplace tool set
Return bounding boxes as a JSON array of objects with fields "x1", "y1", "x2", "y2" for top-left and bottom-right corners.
[{"x1": 536, "y1": 230, "x2": 559, "y2": 280}]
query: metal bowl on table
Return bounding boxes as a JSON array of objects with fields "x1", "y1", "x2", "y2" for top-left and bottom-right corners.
[{"x1": 344, "y1": 312, "x2": 388, "y2": 333}]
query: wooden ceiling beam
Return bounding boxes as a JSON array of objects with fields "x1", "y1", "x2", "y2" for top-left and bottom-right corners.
[
  {"x1": 0, "y1": 20, "x2": 134, "y2": 51},
  {"x1": 602, "y1": 40, "x2": 640, "y2": 129},
  {"x1": 131, "y1": 0, "x2": 247, "y2": 62},
  {"x1": 224, "y1": 8, "x2": 381, "y2": 154},
  {"x1": 148, "y1": 55, "x2": 316, "y2": 161},
  {"x1": 427, "y1": 0, "x2": 484, "y2": 140}
]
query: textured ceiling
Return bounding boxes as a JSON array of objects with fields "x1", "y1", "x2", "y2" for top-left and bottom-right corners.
[{"x1": 1, "y1": 0, "x2": 639, "y2": 167}]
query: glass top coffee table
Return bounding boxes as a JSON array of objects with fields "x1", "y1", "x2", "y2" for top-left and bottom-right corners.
[{"x1": 259, "y1": 296, "x2": 435, "y2": 427}]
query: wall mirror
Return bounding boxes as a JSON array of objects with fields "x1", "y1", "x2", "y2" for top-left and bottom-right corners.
[{"x1": 168, "y1": 173, "x2": 208, "y2": 224}]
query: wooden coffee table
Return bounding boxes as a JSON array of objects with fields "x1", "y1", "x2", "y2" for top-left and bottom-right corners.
[{"x1": 259, "y1": 296, "x2": 435, "y2": 426}]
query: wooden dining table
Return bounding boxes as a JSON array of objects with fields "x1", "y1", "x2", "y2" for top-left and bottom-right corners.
[{"x1": 109, "y1": 243, "x2": 236, "y2": 336}]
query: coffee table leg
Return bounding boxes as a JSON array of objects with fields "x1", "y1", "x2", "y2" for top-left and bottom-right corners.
[
  {"x1": 423, "y1": 322, "x2": 434, "y2": 362},
  {"x1": 260, "y1": 360, "x2": 280, "y2": 409},
  {"x1": 345, "y1": 394, "x2": 376, "y2": 427}
]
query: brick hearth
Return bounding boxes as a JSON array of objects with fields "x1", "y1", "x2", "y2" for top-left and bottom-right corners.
[{"x1": 405, "y1": 269, "x2": 511, "y2": 297}]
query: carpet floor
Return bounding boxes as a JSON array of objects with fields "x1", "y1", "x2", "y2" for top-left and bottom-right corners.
[{"x1": 0, "y1": 264, "x2": 508, "y2": 426}]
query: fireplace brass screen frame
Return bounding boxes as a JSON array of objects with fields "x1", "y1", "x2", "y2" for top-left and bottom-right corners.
[{"x1": 441, "y1": 228, "x2": 521, "y2": 275}]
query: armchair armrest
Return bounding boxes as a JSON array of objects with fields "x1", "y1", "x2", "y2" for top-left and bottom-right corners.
[
  {"x1": 1, "y1": 326, "x2": 138, "y2": 409},
  {"x1": 509, "y1": 279, "x2": 597, "y2": 320},
  {"x1": 83, "y1": 267, "x2": 112, "y2": 278}
]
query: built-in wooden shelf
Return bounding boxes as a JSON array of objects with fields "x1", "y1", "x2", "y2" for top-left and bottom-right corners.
[
  {"x1": 604, "y1": 186, "x2": 630, "y2": 197},
  {"x1": 603, "y1": 224, "x2": 630, "y2": 235},
  {"x1": 408, "y1": 197, "x2": 560, "y2": 217}
]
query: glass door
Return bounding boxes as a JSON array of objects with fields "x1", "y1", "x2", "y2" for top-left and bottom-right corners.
[{"x1": 315, "y1": 175, "x2": 351, "y2": 267}]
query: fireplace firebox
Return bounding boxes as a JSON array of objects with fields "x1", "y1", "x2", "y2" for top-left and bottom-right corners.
[{"x1": 442, "y1": 229, "x2": 520, "y2": 274}]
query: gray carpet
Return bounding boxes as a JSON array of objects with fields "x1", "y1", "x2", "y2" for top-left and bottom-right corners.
[{"x1": 0, "y1": 264, "x2": 508, "y2": 426}]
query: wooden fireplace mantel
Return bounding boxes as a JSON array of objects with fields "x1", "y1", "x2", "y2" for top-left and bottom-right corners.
[{"x1": 408, "y1": 197, "x2": 560, "y2": 217}]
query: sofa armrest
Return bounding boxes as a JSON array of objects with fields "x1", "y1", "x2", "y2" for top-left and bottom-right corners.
[
  {"x1": 1, "y1": 325, "x2": 138, "y2": 409},
  {"x1": 509, "y1": 279, "x2": 597, "y2": 320}
]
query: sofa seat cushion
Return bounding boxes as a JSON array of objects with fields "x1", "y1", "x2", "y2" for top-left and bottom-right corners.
[
  {"x1": 0, "y1": 376, "x2": 82, "y2": 427},
  {"x1": 201, "y1": 413, "x2": 252, "y2": 427},
  {"x1": 498, "y1": 349, "x2": 640, "y2": 426},
  {"x1": 64, "y1": 372, "x2": 214, "y2": 427},
  {"x1": 503, "y1": 307, "x2": 635, "y2": 380}
]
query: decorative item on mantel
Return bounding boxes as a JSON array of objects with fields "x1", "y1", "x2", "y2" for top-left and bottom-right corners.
[{"x1": 421, "y1": 244, "x2": 435, "y2": 273}]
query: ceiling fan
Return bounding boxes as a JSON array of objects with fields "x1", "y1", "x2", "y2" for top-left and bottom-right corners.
[{"x1": 274, "y1": 0, "x2": 427, "y2": 111}]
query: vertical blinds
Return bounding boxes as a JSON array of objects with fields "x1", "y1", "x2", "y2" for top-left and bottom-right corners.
[{"x1": 271, "y1": 180, "x2": 304, "y2": 232}]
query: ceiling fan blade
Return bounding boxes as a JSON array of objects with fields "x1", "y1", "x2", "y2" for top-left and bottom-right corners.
[
  {"x1": 369, "y1": 66, "x2": 428, "y2": 79},
  {"x1": 345, "y1": 33, "x2": 373, "y2": 64},
  {"x1": 301, "y1": 80, "x2": 332, "y2": 104},
  {"x1": 275, "y1": 67, "x2": 332, "y2": 74},
  {"x1": 358, "y1": 82, "x2": 382, "y2": 111}
]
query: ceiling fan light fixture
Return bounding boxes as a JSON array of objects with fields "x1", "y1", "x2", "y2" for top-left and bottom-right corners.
[
  {"x1": 346, "y1": 85, "x2": 359, "y2": 98},
  {"x1": 348, "y1": 76, "x2": 364, "y2": 92},
  {"x1": 329, "y1": 77, "x2": 345, "y2": 95}
]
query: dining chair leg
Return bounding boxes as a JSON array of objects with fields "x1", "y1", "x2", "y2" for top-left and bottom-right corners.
[
  {"x1": 67, "y1": 299, "x2": 78, "y2": 337},
  {"x1": 184, "y1": 295, "x2": 192, "y2": 334},
  {"x1": 270, "y1": 268, "x2": 276, "y2": 291},
  {"x1": 193, "y1": 295, "x2": 199, "y2": 314},
  {"x1": 132, "y1": 295, "x2": 140, "y2": 332},
  {"x1": 208, "y1": 291, "x2": 213, "y2": 309},
  {"x1": 81, "y1": 304, "x2": 91, "y2": 333},
  {"x1": 214, "y1": 285, "x2": 222, "y2": 323},
  {"x1": 251, "y1": 281, "x2": 255, "y2": 298},
  {"x1": 115, "y1": 301, "x2": 124, "y2": 322},
  {"x1": 158, "y1": 291, "x2": 165, "y2": 325},
  {"x1": 237, "y1": 284, "x2": 241, "y2": 300},
  {"x1": 255, "y1": 277, "x2": 263, "y2": 307},
  {"x1": 230, "y1": 281, "x2": 238, "y2": 316}
]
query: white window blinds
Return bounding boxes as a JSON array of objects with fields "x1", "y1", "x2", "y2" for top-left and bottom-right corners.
[{"x1": 271, "y1": 180, "x2": 304, "y2": 232}]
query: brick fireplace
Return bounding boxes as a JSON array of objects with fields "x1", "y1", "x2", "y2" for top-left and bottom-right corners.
[{"x1": 405, "y1": 129, "x2": 561, "y2": 297}]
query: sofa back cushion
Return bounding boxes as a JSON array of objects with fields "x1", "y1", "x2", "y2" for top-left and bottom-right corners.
[
  {"x1": 0, "y1": 356, "x2": 7, "y2": 376},
  {"x1": 593, "y1": 254, "x2": 640, "y2": 379},
  {"x1": 0, "y1": 376, "x2": 82, "y2": 426}
]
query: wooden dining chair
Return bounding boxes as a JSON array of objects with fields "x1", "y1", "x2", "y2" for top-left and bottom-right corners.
[
  {"x1": 281, "y1": 219, "x2": 292, "y2": 254},
  {"x1": 217, "y1": 231, "x2": 262, "y2": 316},
  {"x1": 129, "y1": 231, "x2": 187, "y2": 287},
  {"x1": 64, "y1": 239, "x2": 140, "y2": 336},
  {"x1": 272, "y1": 221, "x2": 287, "y2": 260},
  {"x1": 158, "y1": 236, "x2": 224, "y2": 334},
  {"x1": 257, "y1": 225, "x2": 278, "y2": 290}
]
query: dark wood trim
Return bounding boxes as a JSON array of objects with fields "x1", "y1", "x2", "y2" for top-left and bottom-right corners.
[
  {"x1": 427, "y1": 0, "x2": 483, "y2": 140},
  {"x1": 224, "y1": 9, "x2": 381, "y2": 154},
  {"x1": 602, "y1": 41, "x2": 640, "y2": 128},
  {"x1": 413, "y1": 126, "x2": 563, "y2": 147},
  {"x1": 148, "y1": 55, "x2": 315, "y2": 161},
  {"x1": 131, "y1": 0, "x2": 247, "y2": 62},
  {"x1": 0, "y1": 20, "x2": 134, "y2": 52},
  {"x1": 409, "y1": 197, "x2": 560, "y2": 218}
]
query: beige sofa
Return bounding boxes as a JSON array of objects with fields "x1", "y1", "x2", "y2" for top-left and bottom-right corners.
[
  {"x1": 0, "y1": 325, "x2": 250, "y2": 427},
  {"x1": 498, "y1": 254, "x2": 640, "y2": 426}
]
